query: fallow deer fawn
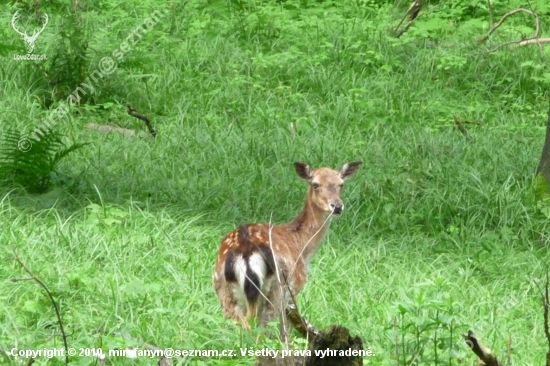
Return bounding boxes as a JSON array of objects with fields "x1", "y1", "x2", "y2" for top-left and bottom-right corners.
[{"x1": 213, "y1": 161, "x2": 362, "y2": 335}]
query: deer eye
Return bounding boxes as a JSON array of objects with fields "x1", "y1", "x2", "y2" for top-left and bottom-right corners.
[{"x1": 312, "y1": 183, "x2": 320, "y2": 190}]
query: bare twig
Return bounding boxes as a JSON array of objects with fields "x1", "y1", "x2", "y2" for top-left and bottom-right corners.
[
  {"x1": 524, "y1": 0, "x2": 548, "y2": 63},
  {"x1": 12, "y1": 251, "x2": 69, "y2": 365},
  {"x1": 477, "y1": 8, "x2": 546, "y2": 53},
  {"x1": 394, "y1": 317, "x2": 399, "y2": 366},
  {"x1": 515, "y1": 38, "x2": 550, "y2": 47},
  {"x1": 267, "y1": 218, "x2": 291, "y2": 346},
  {"x1": 487, "y1": 0, "x2": 495, "y2": 27},
  {"x1": 453, "y1": 116, "x2": 469, "y2": 138},
  {"x1": 84, "y1": 123, "x2": 151, "y2": 138},
  {"x1": 226, "y1": 111, "x2": 244, "y2": 134},
  {"x1": 127, "y1": 106, "x2": 157, "y2": 138},
  {"x1": 507, "y1": 334, "x2": 511, "y2": 366},
  {"x1": 93, "y1": 326, "x2": 103, "y2": 366},
  {"x1": 544, "y1": 270, "x2": 550, "y2": 366},
  {"x1": 26, "y1": 358, "x2": 35, "y2": 366},
  {"x1": 463, "y1": 120, "x2": 484, "y2": 126},
  {"x1": 394, "y1": 0, "x2": 425, "y2": 38},
  {"x1": 11, "y1": 277, "x2": 35, "y2": 282},
  {"x1": 478, "y1": 9, "x2": 539, "y2": 43},
  {"x1": 289, "y1": 122, "x2": 296, "y2": 137}
]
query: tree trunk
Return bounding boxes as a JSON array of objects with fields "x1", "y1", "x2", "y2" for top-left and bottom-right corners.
[
  {"x1": 256, "y1": 325, "x2": 364, "y2": 366},
  {"x1": 536, "y1": 101, "x2": 550, "y2": 183}
]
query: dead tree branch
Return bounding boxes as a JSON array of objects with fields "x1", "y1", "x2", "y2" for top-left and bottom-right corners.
[
  {"x1": 477, "y1": 8, "x2": 550, "y2": 52},
  {"x1": 453, "y1": 116, "x2": 469, "y2": 138},
  {"x1": 536, "y1": 101, "x2": 550, "y2": 184},
  {"x1": 84, "y1": 123, "x2": 151, "y2": 138},
  {"x1": 543, "y1": 271, "x2": 550, "y2": 366},
  {"x1": 11, "y1": 251, "x2": 69, "y2": 365},
  {"x1": 463, "y1": 330, "x2": 503, "y2": 366},
  {"x1": 286, "y1": 305, "x2": 319, "y2": 341},
  {"x1": 487, "y1": 0, "x2": 495, "y2": 27},
  {"x1": 394, "y1": 0, "x2": 425, "y2": 38},
  {"x1": 127, "y1": 106, "x2": 157, "y2": 138}
]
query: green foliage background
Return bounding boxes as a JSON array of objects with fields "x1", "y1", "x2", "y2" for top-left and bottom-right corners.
[{"x1": 1, "y1": 0, "x2": 550, "y2": 365}]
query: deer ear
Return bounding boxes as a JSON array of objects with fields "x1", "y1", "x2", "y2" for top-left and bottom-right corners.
[
  {"x1": 294, "y1": 162, "x2": 312, "y2": 181},
  {"x1": 340, "y1": 161, "x2": 362, "y2": 180}
]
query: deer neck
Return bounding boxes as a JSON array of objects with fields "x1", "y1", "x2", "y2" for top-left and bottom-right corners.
[{"x1": 285, "y1": 189, "x2": 332, "y2": 262}]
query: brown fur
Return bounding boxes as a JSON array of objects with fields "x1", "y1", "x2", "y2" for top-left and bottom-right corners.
[{"x1": 213, "y1": 162, "x2": 362, "y2": 335}]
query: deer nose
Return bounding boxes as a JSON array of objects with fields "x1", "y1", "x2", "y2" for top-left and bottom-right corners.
[{"x1": 330, "y1": 203, "x2": 343, "y2": 215}]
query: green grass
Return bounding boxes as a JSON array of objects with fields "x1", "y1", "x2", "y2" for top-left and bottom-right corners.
[{"x1": 1, "y1": 0, "x2": 550, "y2": 365}]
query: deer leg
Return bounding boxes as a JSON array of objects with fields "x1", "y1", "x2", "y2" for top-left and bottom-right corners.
[{"x1": 216, "y1": 282, "x2": 250, "y2": 330}]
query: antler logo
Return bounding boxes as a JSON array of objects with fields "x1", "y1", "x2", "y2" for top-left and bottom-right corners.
[{"x1": 11, "y1": 11, "x2": 48, "y2": 54}]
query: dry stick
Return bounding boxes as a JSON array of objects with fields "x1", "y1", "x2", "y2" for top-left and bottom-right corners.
[
  {"x1": 532, "y1": 270, "x2": 550, "y2": 366},
  {"x1": 394, "y1": 0, "x2": 424, "y2": 38},
  {"x1": 463, "y1": 330, "x2": 502, "y2": 366},
  {"x1": 453, "y1": 116, "x2": 469, "y2": 137},
  {"x1": 394, "y1": 0, "x2": 452, "y2": 39},
  {"x1": 92, "y1": 326, "x2": 103, "y2": 366},
  {"x1": 487, "y1": 0, "x2": 495, "y2": 27},
  {"x1": 259, "y1": 215, "x2": 327, "y2": 348},
  {"x1": 394, "y1": 317, "x2": 399, "y2": 366},
  {"x1": 267, "y1": 218, "x2": 292, "y2": 347},
  {"x1": 289, "y1": 122, "x2": 296, "y2": 137},
  {"x1": 463, "y1": 120, "x2": 484, "y2": 126},
  {"x1": 545, "y1": 270, "x2": 550, "y2": 366},
  {"x1": 525, "y1": 0, "x2": 548, "y2": 65},
  {"x1": 26, "y1": 358, "x2": 35, "y2": 366},
  {"x1": 507, "y1": 334, "x2": 511, "y2": 366},
  {"x1": 393, "y1": 0, "x2": 455, "y2": 39},
  {"x1": 12, "y1": 250, "x2": 70, "y2": 365},
  {"x1": 476, "y1": 8, "x2": 549, "y2": 53},
  {"x1": 127, "y1": 106, "x2": 157, "y2": 138},
  {"x1": 393, "y1": 0, "x2": 412, "y2": 35},
  {"x1": 285, "y1": 304, "x2": 318, "y2": 341},
  {"x1": 478, "y1": 9, "x2": 539, "y2": 43}
]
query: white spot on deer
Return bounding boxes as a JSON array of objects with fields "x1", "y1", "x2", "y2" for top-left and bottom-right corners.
[{"x1": 248, "y1": 252, "x2": 267, "y2": 288}]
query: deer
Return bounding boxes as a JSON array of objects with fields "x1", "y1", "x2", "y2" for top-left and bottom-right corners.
[{"x1": 213, "y1": 161, "x2": 362, "y2": 340}]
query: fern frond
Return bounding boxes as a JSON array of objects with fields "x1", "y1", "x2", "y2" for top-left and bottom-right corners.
[{"x1": 0, "y1": 127, "x2": 89, "y2": 193}]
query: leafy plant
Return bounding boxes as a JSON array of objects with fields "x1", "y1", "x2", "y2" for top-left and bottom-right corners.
[{"x1": 0, "y1": 128, "x2": 90, "y2": 194}]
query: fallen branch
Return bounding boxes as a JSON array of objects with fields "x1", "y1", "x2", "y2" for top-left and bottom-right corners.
[
  {"x1": 463, "y1": 120, "x2": 484, "y2": 126},
  {"x1": 286, "y1": 305, "x2": 319, "y2": 341},
  {"x1": 11, "y1": 251, "x2": 70, "y2": 365},
  {"x1": 463, "y1": 330, "x2": 503, "y2": 366},
  {"x1": 546, "y1": 271, "x2": 550, "y2": 366},
  {"x1": 536, "y1": 100, "x2": 550, "y2": 184},
  {"x1": 84, "y1": 123, "x2": 151, "y2": 138},
  {"x1": 394, "y1": 0, "x2": 425, "y2": 38},
  {"x1": 453, "y1": 116, "x2": 469, "y2": 138},
  {"x1": 127, "y1": 106, "x2": 157, "y2": 138},
  {"x1": 515, "y1": 38, "x2": 550, "y2": 47},
  {"x1": 536, "y1": 270, "x2": 550, "y2": 366},
  {"x1": 477, "y1": 8, "x2": 547, "y2": 52}
]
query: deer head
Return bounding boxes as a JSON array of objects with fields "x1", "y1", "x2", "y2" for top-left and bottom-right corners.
[{"x1": 294, "y1": 161, "x2": 362, "y2": 217}]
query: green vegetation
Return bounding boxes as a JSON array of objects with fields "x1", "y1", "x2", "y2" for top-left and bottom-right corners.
[{"x1": 1, "y1": 0, "x2": 550, "y2": 364}]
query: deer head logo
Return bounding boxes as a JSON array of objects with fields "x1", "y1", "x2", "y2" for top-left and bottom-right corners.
[{"x1": 11, "y1": 11, "x2": 48, "y2": 54}]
